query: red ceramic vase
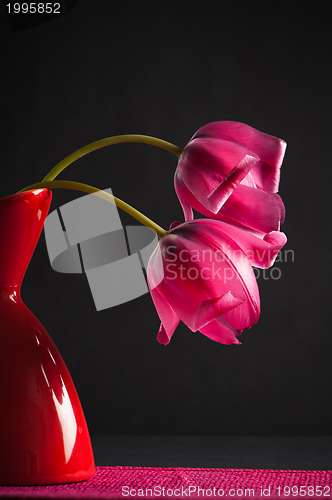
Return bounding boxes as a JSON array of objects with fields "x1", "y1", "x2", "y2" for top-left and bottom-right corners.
[{"x1": 0, "y1": 189, "x2": 95, "y2": 485}]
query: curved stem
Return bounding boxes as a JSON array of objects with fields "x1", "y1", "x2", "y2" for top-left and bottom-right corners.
[
  {"x1": 19, "y1": 181, "x2": 167, "y2": 239},
  {"x1": 43, "y1": 134, "x2": 183, "y2": 182}
]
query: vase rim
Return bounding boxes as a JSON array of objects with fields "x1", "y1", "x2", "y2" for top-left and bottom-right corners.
[
  {"x1": 0, "y1": 188, "x2": 51, "y2": 203},
  {"x1": 0, "y1": 188, "x2": 52, "y2": 288}
]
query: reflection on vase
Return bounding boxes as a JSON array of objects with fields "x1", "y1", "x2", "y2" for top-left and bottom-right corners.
[{"x1": 0, "y1": 189, "x2": 95, "y2": 485}]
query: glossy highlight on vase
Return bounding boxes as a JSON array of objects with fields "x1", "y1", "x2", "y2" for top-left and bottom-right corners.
[{"x1": 0, "y1": 189, "x2": 95, "y2": 485}]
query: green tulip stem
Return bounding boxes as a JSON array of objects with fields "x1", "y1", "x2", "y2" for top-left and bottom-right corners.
[
  {"x1": 19, "y1": 180, "x2": 167, "y2": 238},
  {"x1": 42, "y1": 134, "x2": 183, "y2": 182}
]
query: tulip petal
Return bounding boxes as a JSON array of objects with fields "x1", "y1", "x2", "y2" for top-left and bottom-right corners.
[
  {"x1": 203, "y1": 219, "x2": 287, "y2": 269},
  {"x1": 199, "y1": 316, "x2": 242, "y2": 345},
  {"x1": 194, "y1": 291, "x2": 245, "y2": 330},
  {"x1": 149, "y1": 285, "x2": 180, "y2": 345},
  {"x1": 219, "y1": 185, "x2": 286, "y2": 233},
  {"x1": 155, "y1": 236, "x2": 240, "y2": 331},
  {"x1": 174, "y1": 171, "x2": 194, "y2": 221},
  {"x1": 183, "y1": 220, "x2": 261, "y2": 327},
  {"x1": 178, "y1": 138, "x2": 259, "y2": 213},
  {"x1": 147, "y1": 246, "x2": 180, "y2": 344},
  {"x1": 157, "y1": 322, "x2": 173, "y2": 345},
  {"x1": 159, "y1": 221, "x2": 260, "y2": 331},
  {"x1": 207, "y1": 154, "x2": 259, "y2": 211},
  {"x1": 193, "y1": 121, "x2": 287, "y2": 193},
  {"x1": 174, "y1": 169, "x2": 285, "y2": 233}
]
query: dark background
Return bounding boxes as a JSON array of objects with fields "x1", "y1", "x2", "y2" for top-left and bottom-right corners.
[{"x1": 1, "y1": 1, "x2": 331, "y2": 438}]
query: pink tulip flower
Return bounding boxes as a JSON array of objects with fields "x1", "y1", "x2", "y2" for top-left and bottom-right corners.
[
  {"x1": 147, "y1": 219, "x2": 260, "y2": 345},
  {"x1": 175, "y1": 121, "x2": 287, "y2": 235}
]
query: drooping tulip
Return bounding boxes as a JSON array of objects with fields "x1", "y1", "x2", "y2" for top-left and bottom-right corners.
[
  {"x1": 175, "y1": 121, "x2": 287, "y2": 235},
  {"x1": 147, "y1": 219, "x2": 260, "y2": 345}
]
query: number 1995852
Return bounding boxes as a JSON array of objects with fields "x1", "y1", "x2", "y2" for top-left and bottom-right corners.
[{"x1": 6, "y1": 2, "x2": 61, "y2": 14}]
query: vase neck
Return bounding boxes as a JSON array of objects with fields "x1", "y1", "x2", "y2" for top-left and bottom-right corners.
[
  {"x1": 0, "y1": 285, "x2": 21, "y2": 302},
  {"x1": 0, "y1": 189, "x2": 52, "y2": 288}
]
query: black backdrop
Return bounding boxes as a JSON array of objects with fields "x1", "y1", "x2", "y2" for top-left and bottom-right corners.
[{"x1": 1, "y1": 1, "x2": 331, "y2": 437}]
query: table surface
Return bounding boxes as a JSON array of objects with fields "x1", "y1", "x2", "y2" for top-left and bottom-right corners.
[
  {"x1": 0, "y1": 437, "x2": 330, "y2": 499},
  {"x1": 91, "y1": 435, "x2": 332, "y2": 470}
]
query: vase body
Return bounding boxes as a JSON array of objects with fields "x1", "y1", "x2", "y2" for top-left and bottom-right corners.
[{"x1": 0, "y1": 189, "x2": 95, "y2": 485}]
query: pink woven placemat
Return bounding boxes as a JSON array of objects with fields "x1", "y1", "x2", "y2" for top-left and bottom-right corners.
[{"x1": 0, "y1": 466, "x2": 331, "y2": 499}]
